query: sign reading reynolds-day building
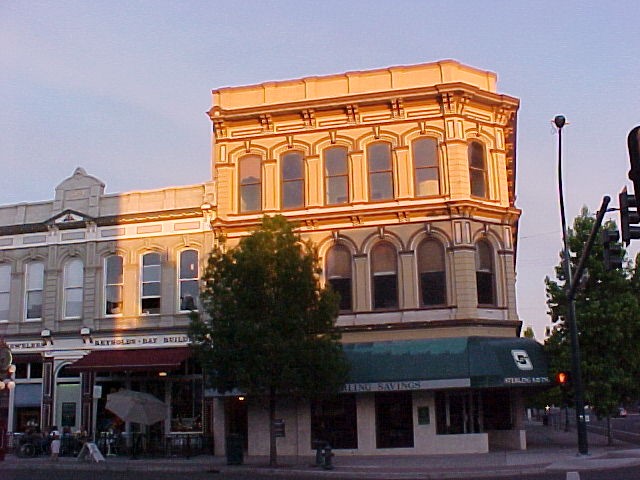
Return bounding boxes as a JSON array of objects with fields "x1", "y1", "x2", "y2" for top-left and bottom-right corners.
[{"x1": 92, "y1": 334, "x2": 189, "y2": 347}]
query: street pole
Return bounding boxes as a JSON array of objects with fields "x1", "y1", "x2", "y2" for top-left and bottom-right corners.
[{"x1": 554, "y1": 115, "x2": 589, "y2": 456}]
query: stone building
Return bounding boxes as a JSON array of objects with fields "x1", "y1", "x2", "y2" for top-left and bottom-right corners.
[
  {"x1": 0, "y1": 60, "x2": 549, "y2": 456},
  {"x1": 205, "y1": 60, "x2": 549, "y2": 455}
]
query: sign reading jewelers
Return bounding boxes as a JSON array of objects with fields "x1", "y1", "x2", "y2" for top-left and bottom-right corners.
[{"x1": 7, "y1": 334, "x2": 190, "y2": 351}]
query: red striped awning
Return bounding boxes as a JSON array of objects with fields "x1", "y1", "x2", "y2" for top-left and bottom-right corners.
[{"x1": 67, "y1": 347, "x2": 190, "y2": 372}]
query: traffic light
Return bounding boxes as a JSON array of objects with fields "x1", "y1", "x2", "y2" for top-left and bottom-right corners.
[
  {"x1": 628, "y1": 126, "x2": 640, "y2": 196},
  {"x1": 619, "y1": 188, "x2": 640, "y2": 245},
  {"x1": 602, "y1": 229, "x2": 623, "y2": 271},
  {"x1": 555, "y1": 371, "x2": 570, "y2": 387}
]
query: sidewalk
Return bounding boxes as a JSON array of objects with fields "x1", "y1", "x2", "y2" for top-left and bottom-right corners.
[{"x1": 4, "y1": 421, "x2": 640, "y2": 479}]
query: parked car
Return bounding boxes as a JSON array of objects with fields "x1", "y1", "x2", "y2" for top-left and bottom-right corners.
[{"x1": 616, "y1": 407, "x2": 628, "y2": 417}]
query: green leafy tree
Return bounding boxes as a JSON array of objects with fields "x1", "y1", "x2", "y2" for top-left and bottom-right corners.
[
  {"x1": 190, "y1": 215, "x2": 349, "y2": 465},
  {"x1": 544, "y1": 207, "x2": 640, "y2": 442}
]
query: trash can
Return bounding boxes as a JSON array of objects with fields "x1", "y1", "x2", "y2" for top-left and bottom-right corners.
[{"x1": 225, "y1": 434, "x2": 243, "y2": 465}]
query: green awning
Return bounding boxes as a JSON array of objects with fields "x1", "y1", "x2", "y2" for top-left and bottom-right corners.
[{"x1": 342, "y1": 336, "x2": 550, "y2": 393}]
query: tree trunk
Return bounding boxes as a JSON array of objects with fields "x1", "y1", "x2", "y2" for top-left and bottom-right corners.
[
  {"x1": 269, "y1": 387, "x2": 277, "y2": 467},
  {"x1": 607, "y1": 415, "x2": 613, "y2": 446}
]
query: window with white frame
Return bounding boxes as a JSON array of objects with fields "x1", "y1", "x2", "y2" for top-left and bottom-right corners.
[
  {"x1": 413, "y1": 137, "x2": 440, "y2": 197},
  {"x1": 468, "y1": 141, "x2": 488, "y2": 198},
  {"x1": 324, "y1": 146, "x2": 349, "y2": 205},
  {"x1": 371, "y1": 242, "x2": 398, "y2": 310},
  {"x1": 179, "y1": 250, "x2": 199, "y2": 311},
  {"x1": 281, "y1": 151, "x2": 305, "y2": 209},
  {"x1": 417, "y1": 239, "x2": 446, "y2": 306},
  {"x1": 25, "y1": 262, "x2": 44, "y2": 320},
  {"x1": 63, "y1": 259, "x2": 83, "y2": 319},
  {"x1": 475, "y1": 240, "x2": 495, "y2": 306},
  {"x1": 326, "y1": 245, "x2": 352, "y2": 312},
  {"x1": 239, "y1": 155, "x2": 262, "y2": 213},
  {"x1": 0, "y1": 264, "x2": 10, "y2": 321},
  {"x1": 368, "y1": 142, "x2": 394, "y2": 201},
  {"x1": 104, "y1": 255, "x2": 123, "y2": 315},
  {"x1": 141, "y1": 252, "x2": 161, "y2": 314}
]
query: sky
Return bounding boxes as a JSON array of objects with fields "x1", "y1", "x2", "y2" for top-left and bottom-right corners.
[{"x1": 2, "y1": 1, "x2": 640, "y2": 339}]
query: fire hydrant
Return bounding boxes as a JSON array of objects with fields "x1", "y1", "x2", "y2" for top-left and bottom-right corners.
[{"x1": 321, "y1": 444, "x2": 334, "y2": 470}]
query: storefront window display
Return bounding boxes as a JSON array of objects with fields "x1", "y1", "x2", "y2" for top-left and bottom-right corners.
[{"x1": 171, "y1": 378, "x2": 202, "y2": 431}]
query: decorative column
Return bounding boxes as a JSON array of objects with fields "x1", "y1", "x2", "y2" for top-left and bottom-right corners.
[
  {"x1": 41, "y1": 357, "x2": 55, "y2": 428},
  {"x1": 80, "y1": 372, "x2": 95, "y2": 435}
]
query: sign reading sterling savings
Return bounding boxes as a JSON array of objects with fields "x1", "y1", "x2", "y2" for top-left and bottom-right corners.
[{"x1": 503, "y1": 349, "x2": 551, "y2": 385}]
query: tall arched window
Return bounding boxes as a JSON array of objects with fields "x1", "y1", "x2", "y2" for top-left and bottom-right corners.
[
  {"x1": 239, "y1": 155, "x2": 261, "y2": 213},
  {"x1": 324, "y1": 147, "x2": 349, "y2": 205},
  {"x1": 25, "y1": 262, "x2": 44, "y2": 320},
  {"x1": 63, "y1": 259, "x2": 83, "y2": 319},
  {"x1": 281, "y1": 151, "x2": 305, "y2": 209},
  {"x1": 417, "y1": 239, "x2": 446, "y2": 306},
  {"x1": 413, "y1": 138, "x2": 440, "y2": 197},
  {"x1": 0, "y1": 264, "x2": 10, "y2": 322},
  {"x1": 475, "y1": 240, "x2": 495, "y2": 305},
  {"x1": 105, "y1": 255, "x2": 123, "y2": 315},
  {"x1": 141, "y1": 252, "x2": 161, "y2": 314},
  {"x1": 179, "y1": 249, "x2": 199, "y2": 311},
  {"x1": 326, "y1": 245, "x2": 352, "y2": 312},
  {"x1": 468, "y1": 141, "x2": 488, "y2": 198},
  {"x1": 368, "y1": 142, "x2": 394, "y2": 201},
  {"x1": 371, "y1": 242, "x2": 398, "y2": 310}
]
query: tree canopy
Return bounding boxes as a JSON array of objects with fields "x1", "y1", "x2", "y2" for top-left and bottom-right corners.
[
  {"x1": 189, "y1": 215, "x2": 349, "y2": 464},
  {"x1": 544, "y1": 207, "x2": 640, "y2": 421}
]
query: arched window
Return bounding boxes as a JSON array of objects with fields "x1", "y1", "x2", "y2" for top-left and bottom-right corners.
[
  {"x1": 179, "y1": 250, "x2": 199, "y2": 311},
  {"x1": 0, "y1": 264, "x2": 10, "y2": 322},
  {"x1": 63, "y1": 259, "x2": 83, "y2": 319},
  {"x1": 368, "y1": 142, "x2": 394, "y2": 201},
  {"x1": 25, "y1": 262, "x2": 44, "y2": 320},
  {"x1": 468, "y1": 141, "x2": 488, "y2": 198},
  {"x1": 371, "y1": 242, "x2": 398, "y2": 310},
  {"x1": 326, "y1": 245, "x2": 352, "y2": 312},
  {"x1": 417, "y1": 239, "x2": 446, "y2": 306},
  {"x1": 476, "y1": 240, "x2": 495, "y2": 305},
  {"x1": 141, "y1": 252, "x2": 161, "y2": 314},
  {"x1": 281, "y1": 151, "x2": 305, "y2": 209},
  {"x1": 105, "y1": 255, "x2": 123, "y2": 315},
  {"x1": 324, "y1": 147, "x2": 349, "y2": 205},
  {"x1": 239, "y1": 155, "x2": 261, "y2": 213},
  {"x1": 413, "y1": 138, "x2": 440, "y2": 197}
]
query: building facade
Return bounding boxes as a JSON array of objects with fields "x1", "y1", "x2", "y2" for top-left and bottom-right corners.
[{"x1": 0, "y1": 60, "x2": 549, "y2": 456}]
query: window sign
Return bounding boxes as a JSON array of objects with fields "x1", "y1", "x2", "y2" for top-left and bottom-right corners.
[
  {"x1": 61, "y1": 402, "x2": 76, "y2": 427},
  {"x1": 417, "y1": 406, "x2": 430, "y2": 425}
]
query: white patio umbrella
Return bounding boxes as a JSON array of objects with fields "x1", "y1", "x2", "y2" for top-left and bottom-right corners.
[{"x1": 105, "y1": 389, "x2": 168, "y2": 425}]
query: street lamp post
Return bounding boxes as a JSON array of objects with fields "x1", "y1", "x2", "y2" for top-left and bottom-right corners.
[{"x1": 554, "y1": 115, "x2": 589, "y2": 456}]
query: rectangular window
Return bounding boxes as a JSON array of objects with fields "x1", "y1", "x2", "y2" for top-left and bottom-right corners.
[
  {"x1": 0, "y1": 264, "x2": 10, "y2": 321},
  {"x1": 61, "y1": 402, "x2": 76, "y2": 427},
  {"x1": 141, "y1": 253, "x2": 161, "y2": 314},
  {"x1": 375, "y1": 392, "x2": 413, "y2": 448},
  {"x1": 329, "y1": 278, "x2": 352, "y2": 312},
  {"x1": 368, "y1": 143, "x2": 394, "y2": 201},
  {"x1": 476, "y1": 272, "x2": 494, "y2": 305},
  {"x1": 25, "y1": 262, "x2": 44, "y2": 320},
  {"x1": 311, "y1": 394, "x2": 358, "y2": 449},
  {"x1": 64, "y1": 260, "x2": 83, "y2": 319},
  {"x1": 105, "y1": 256, "x2": 123, "y2": 315},
  {"x1": 373, "y1": 275, "x2": 398, "y2": 310},
  {"x1": 436, "y1": 391, "x2": 482, "y2": 435},
  {"x1": 179, "y1": 250, "x2": 199, "y2": 311},
  {"x1": 171, "y1": 379, "x2": 203, "y2": 432},
  {"x1": 420, "y1": 272, "x2": 446, "y2": 306}
]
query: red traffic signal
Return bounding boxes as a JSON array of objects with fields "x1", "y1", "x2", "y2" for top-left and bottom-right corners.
[{"x1": 555, "y1": 372, "x2": 570, "y2": 385}]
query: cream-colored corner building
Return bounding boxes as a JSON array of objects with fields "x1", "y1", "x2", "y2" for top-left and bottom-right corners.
[
  {"x1": 206, "y1": 61, "x2": 549, "y2": 456},
  {"x1": 0, "y1": 60, "x2": 550, "y2": 457}
]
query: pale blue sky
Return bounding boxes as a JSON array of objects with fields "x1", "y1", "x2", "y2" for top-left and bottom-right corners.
[{"x1": 2, "y1": 1, "x2": 640, "y2": 338}]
